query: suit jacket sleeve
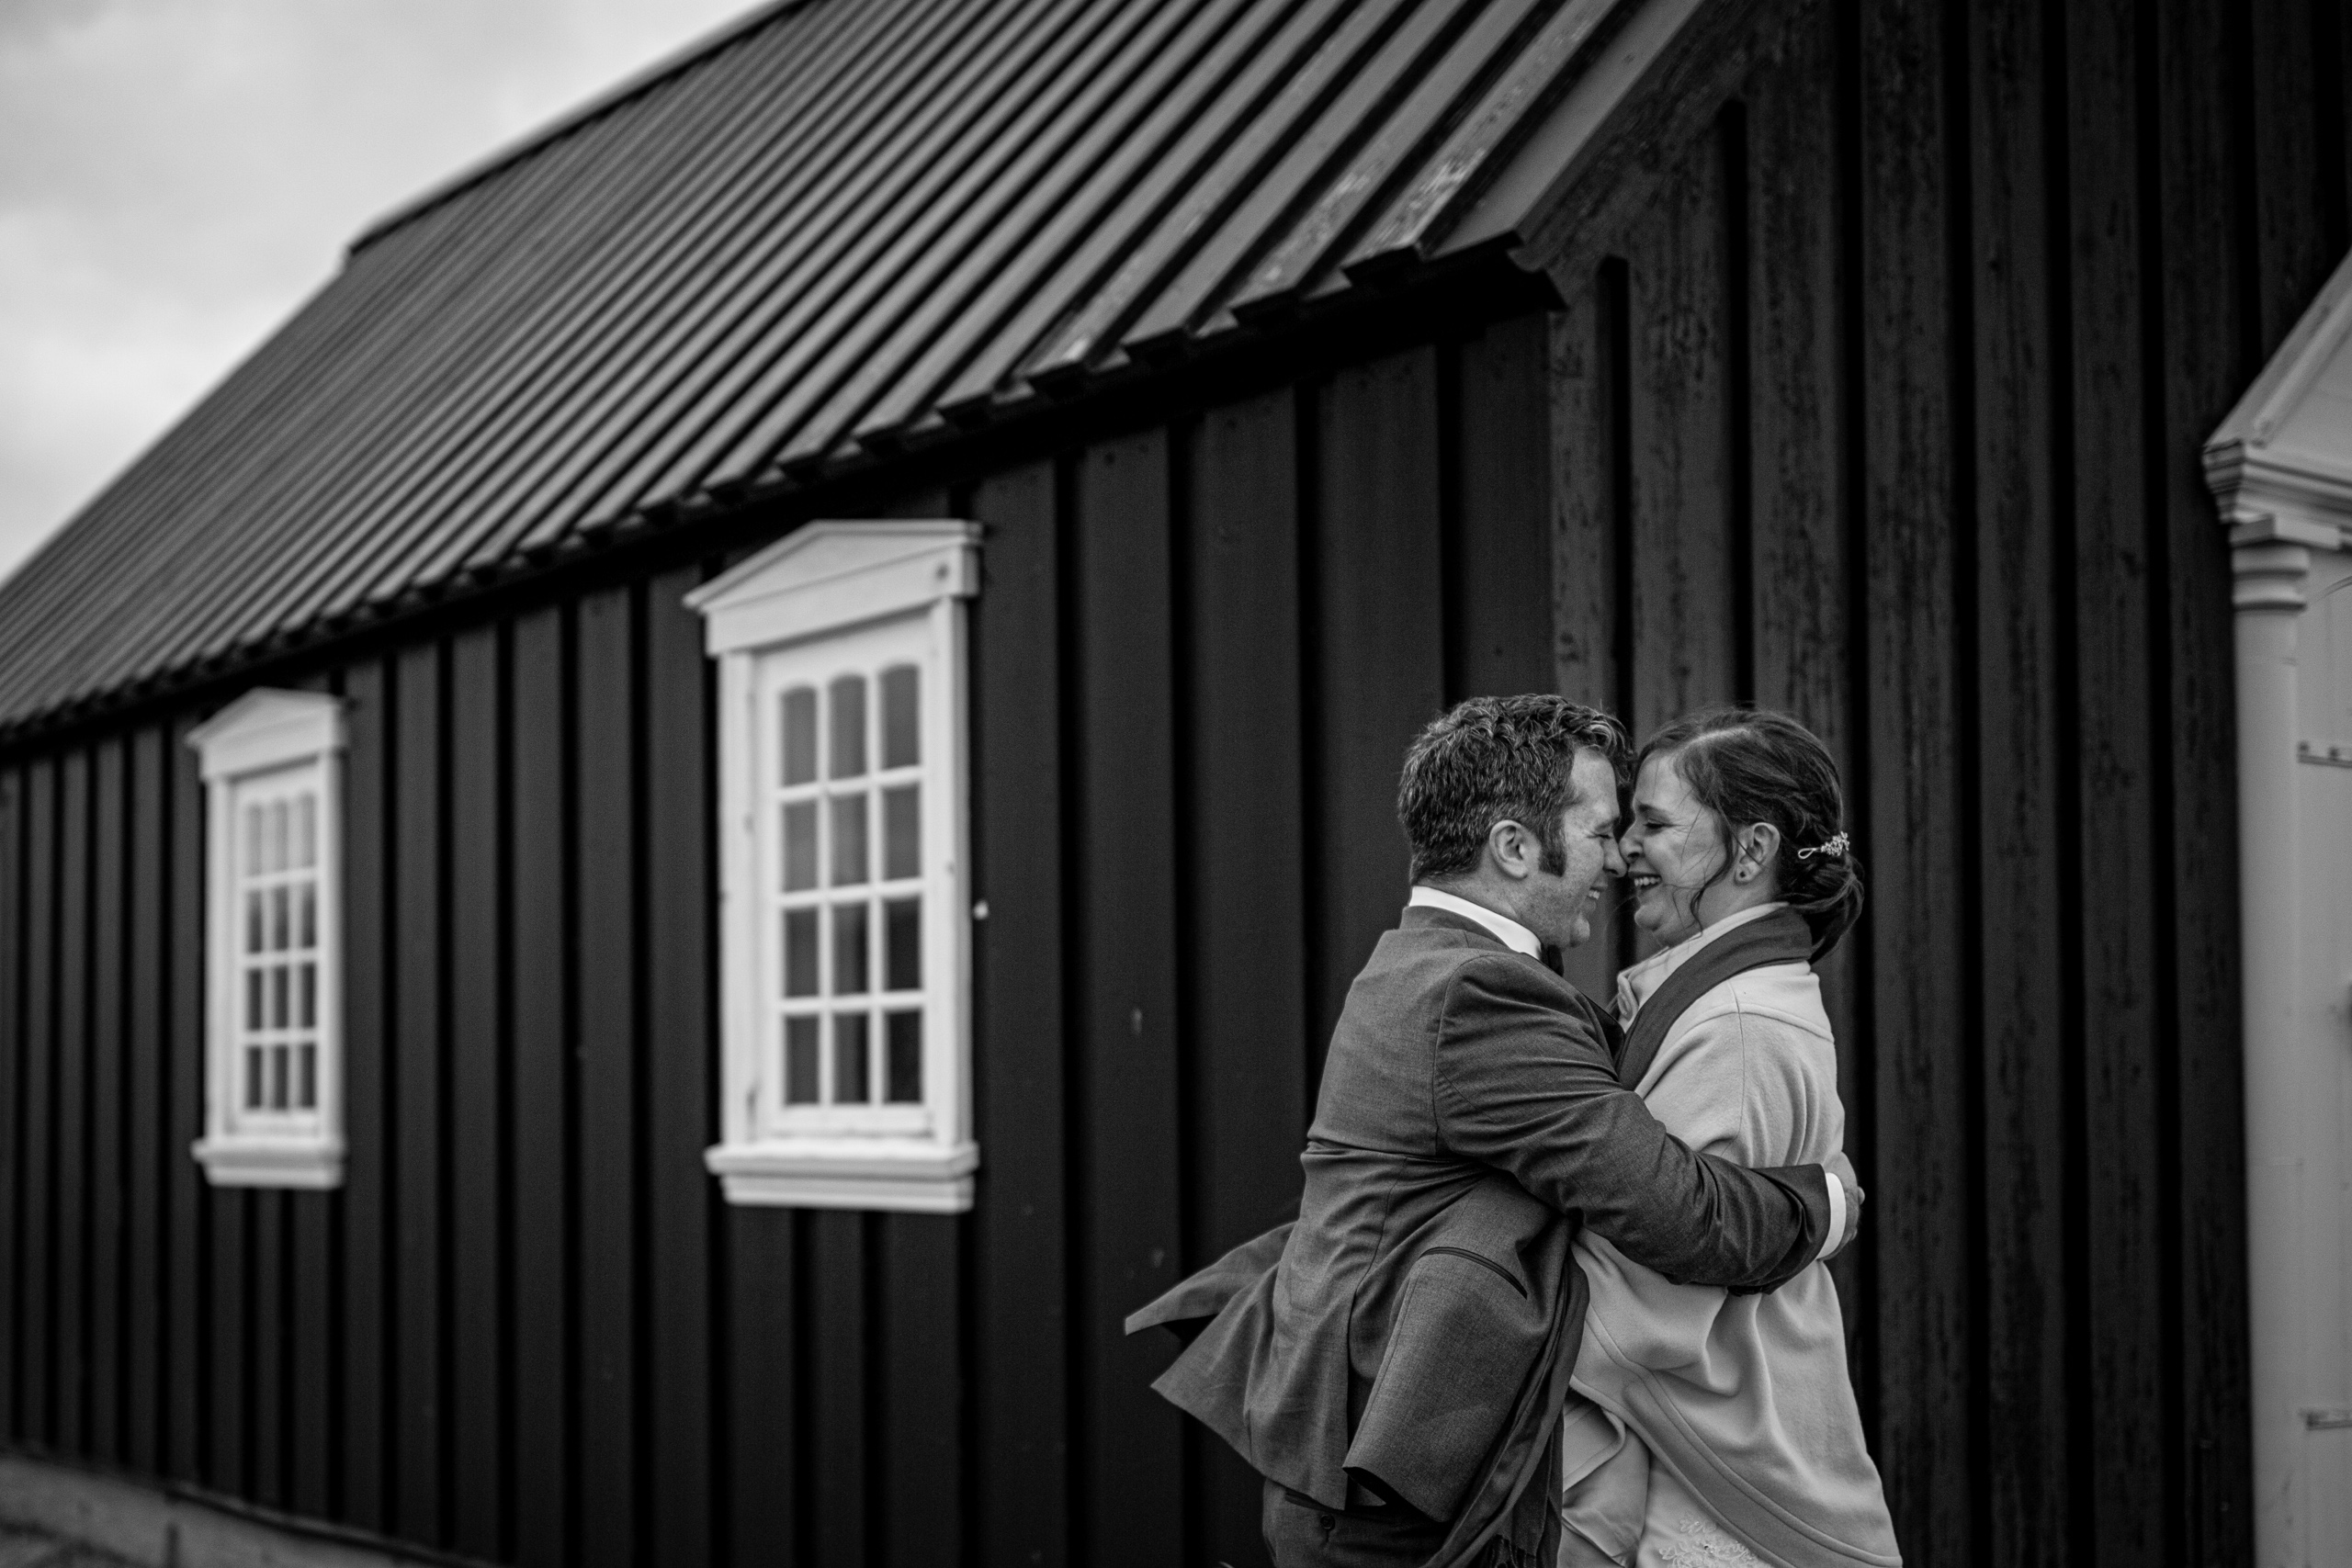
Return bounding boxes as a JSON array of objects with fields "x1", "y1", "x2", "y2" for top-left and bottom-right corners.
[{"x1": 1430, "y1": 953, "x2": 1829, "y2": 1291}]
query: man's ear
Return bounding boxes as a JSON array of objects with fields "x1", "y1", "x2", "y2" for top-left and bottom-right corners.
[{"x1": 1487, "y1": 818, "x2": 1534, "y2": 881}]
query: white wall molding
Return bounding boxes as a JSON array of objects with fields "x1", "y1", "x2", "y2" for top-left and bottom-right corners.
[
  {"x1": 2229, "y1": 538, "x2": 2315, "y2": 612},
  {"x1": 2205, "y1": 245, "x2": 2352, "y2": 1568}
]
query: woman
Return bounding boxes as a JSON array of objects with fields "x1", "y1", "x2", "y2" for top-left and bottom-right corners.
[{"x1": 1556, "y1": 707, "x2": 1899, "y2": 1568}]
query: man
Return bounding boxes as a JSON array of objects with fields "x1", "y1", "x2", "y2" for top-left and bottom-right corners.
[{"x1": 1127, "y1": 695, "x2": 1859, "y2": 1568}]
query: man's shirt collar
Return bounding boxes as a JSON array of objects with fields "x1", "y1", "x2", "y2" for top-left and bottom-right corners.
[{"x1": 1407, "y1": 885, "x2": 1542, "y2": 958}]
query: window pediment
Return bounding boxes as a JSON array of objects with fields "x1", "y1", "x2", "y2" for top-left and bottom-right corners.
[
  {"x1": 687, "y1": 520, "x2": 981, "y2": 657},
  {"x1": 187, "y1": 688, "x2": 345, "y2": 780}
]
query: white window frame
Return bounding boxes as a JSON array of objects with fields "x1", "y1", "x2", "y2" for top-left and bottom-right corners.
[
  {"x1": 187, "y1": 688, "x2": 346, "y2": 1189},
  {"x1": 688, "y1": 520, "x2": 979, "y2": 1212}
]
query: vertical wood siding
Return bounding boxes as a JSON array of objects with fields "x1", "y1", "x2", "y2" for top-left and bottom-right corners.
[
  {"x1": 164, "y1": 719, "x2": 205, "y2": 1487},
  {"x1": 1309, "y1": 349, "x2": 1447, "y2": 1087},
  {"x1": 644, "y1": 565, "x2": 717, "y2": 1568},
  {"x1": 54, "y1": 750, "x2": 89, "y2": 1461},
  {"x1": 2157, "y1": 7, "x2": 2267, "y2": 1559},
  {"x1": 122, "y1": 735, "x2": 167, "y2": 1477},
  {"x1": 1532, "y1": 0, "x2": 2343, "y2": 1559},
  {"x1": 391, "y1": 639, "x2": 445, "y2": 1544},
  {"x1": 19, "y1": 761, "x2": 54, "y2": 1450},
  {"x1": 1179, "y1": 387, "x2": 1308, "y2": 1566},
  {"x1": 0, "y1": 769, "x2": 19, "y2": 1444},
  {"x1": 447, "y1": 624, "x2": 503, "y2": 1559},
  {"x1": 573, "y1": 586, "x2": 638, "y2": 1568},
  {"x1": 967, "y1": 457, "x2": 1068, "y2": 1568},
  {"x1": 339, "y1": 658, "x2": 390, "y2": 1530},
  {"x1": 0, "y1": 3, "x2": 2340, "y2": 1562},
  {"x1": 1071, "y1": 429, "x2": 1182, "y2": 1568},
  {"x1": 505, "y1": 606, "x2": 571, "y2": 1568},
  {"x1": 1852, "y1": 0, "x2": 1978, "y2": 1556}
]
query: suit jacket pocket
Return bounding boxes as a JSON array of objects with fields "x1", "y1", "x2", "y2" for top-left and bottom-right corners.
[{"x1": 1342, "y1": 1244, "x2": 1547, "y2": 1522}]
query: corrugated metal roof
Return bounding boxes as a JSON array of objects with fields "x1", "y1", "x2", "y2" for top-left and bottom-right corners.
[{"x1": 0, "y1": 0, "x2": 1702, "y2": 736}]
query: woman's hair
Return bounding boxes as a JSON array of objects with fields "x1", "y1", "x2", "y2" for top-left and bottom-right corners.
[{"x1": 1634, "y1": 705, "x2": 1863, "y2": 960}]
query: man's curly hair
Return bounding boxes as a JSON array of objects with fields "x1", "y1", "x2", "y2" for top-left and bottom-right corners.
[{"x1": 1396, "y1": 695, "x2": 1629, "y2": 883}]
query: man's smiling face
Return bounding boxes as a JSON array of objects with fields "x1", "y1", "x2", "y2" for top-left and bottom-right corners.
[{"x1": 1522, "y1": 747, "x2": 1624, "y2": 951}]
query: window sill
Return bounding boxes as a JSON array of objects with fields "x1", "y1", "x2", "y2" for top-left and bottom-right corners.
[
  {"x1": 192, "y1": 1134, "x2": 344, "y2": 1190},
  {"x1": 705, "y1": 1136, "x2": 978, "y2": 1213}
]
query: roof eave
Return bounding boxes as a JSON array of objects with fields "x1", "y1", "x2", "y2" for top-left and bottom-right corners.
[{"x1": 1497, "y1": 0, "x2": 1819, "y2": 287}]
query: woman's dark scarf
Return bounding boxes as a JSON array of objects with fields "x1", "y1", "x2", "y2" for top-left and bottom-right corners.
[{"x1": 1612, "y1": 908, "x2": 1815, "y2": 1089}]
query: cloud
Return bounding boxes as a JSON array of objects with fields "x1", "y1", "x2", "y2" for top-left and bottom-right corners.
[{"x1": 0, "y1": 0, "x2": 752, "y2": 583}]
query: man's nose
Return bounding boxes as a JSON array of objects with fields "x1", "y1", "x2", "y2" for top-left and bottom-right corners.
[{"x1": 1604, "y1": 839, "x2": 1627, "y2": 875}]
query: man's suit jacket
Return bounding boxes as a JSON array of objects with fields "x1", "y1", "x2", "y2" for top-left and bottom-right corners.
[{"x1": 1129, "y1": 906, "x2": 1833, "y2": 1554}]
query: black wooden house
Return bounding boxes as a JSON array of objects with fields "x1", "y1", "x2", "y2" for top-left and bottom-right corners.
[{"x1": 0, "y1": 0, "x2": 2346, "y2": 1563}]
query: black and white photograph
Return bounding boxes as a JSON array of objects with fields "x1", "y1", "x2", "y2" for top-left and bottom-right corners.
[{"x1": 0, "y1": 1, "x2": 2345, "y2": 1565}]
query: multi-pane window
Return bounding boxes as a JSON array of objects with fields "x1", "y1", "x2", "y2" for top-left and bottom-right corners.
[
  {"x1": 190, "y1": 688, "x2": 345, "y2": 1189},
  {"x1": 693, "y1": 520, "x2": 978, "y2": 1213},
  {"x1": 235, "y1": 778, "x2": 323, "y2": 1118},
  {"x1": 775, "y1": 665, "x2": 925, "y2": 1113}
]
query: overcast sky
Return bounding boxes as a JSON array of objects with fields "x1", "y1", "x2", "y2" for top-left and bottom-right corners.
[{"x1": 0, "y1": 0, "x2": 752, "y2": 584}]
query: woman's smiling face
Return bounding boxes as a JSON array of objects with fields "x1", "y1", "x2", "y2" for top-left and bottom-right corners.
[{"x1": 1621, "y1": 750, "x2": 1728, "y2": 945}]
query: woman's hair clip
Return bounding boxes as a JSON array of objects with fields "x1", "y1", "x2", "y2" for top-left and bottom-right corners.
[{"x1": 1797, "y1": 831, "x2": 1850, "y2": 861}]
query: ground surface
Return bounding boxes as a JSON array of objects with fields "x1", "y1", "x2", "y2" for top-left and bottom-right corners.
[{"x1": 0, "y1": 1525, "x2": 134, "y2": 1567}]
